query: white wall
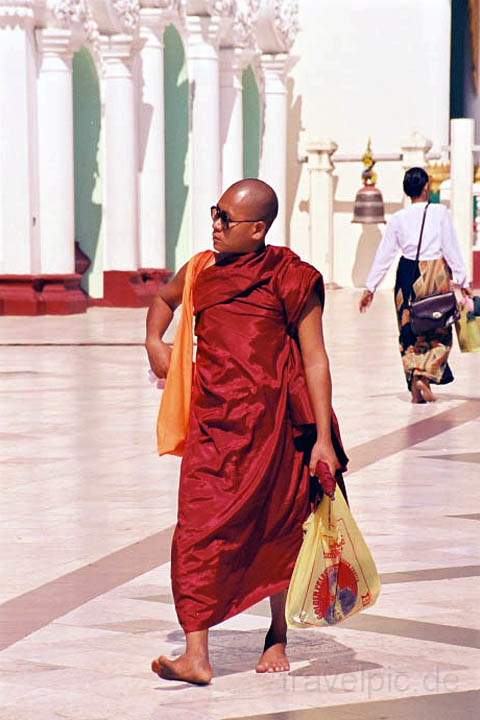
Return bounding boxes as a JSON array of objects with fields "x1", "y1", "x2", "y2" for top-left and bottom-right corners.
[{"x1": 287, "y1": 0, "x2": 452, "y2": 288}]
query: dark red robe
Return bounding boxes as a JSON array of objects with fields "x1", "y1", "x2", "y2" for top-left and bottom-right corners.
[{"x1": 171, "y1": 244, "x2": 348, "y2": 632}]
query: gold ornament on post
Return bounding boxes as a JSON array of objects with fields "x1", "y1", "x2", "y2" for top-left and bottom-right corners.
[
  {"x1": 352, "y1": 139, "x2": 386, "y2": 224},
  {"x1": 427, "y1": 163, "x2": 450, "y2": 195}
]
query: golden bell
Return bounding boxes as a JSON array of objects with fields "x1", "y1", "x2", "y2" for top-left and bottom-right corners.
[{"x1": 352, "y1": 184, "x2": 386, "y2": 224}]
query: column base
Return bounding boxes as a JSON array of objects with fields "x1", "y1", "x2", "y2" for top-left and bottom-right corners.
[
  {"x1": 325, "y1": 282, "x2": 343, "y2": 290},
  {"x1": 473, "y1": 249, "x2": 480, "y2": 289},
  {"x1": 91, "y1": 269, "x2": 172, "y2": 308},
  {"x1": 0, "y1": 274, "x2": 88, "y2": 316}
]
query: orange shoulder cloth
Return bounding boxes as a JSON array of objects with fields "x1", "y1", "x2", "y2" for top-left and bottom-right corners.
[{"x1": 156, "y1": 250, "x2": 215, "y2": 456}]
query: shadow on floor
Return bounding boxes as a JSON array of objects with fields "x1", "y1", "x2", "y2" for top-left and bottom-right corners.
[
  {"x1": 367, "y1": 391, "x2": 480, "y2": 404},
  {"x1": 423, "y1": 452, "x2": 480, "y2": 465},
  {"x1": 163, "y1": 627, "x2": 381, "y2": 680}
]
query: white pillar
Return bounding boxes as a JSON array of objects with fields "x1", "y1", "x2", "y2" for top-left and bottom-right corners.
[
  {"x1": 36, "y1": 28, "x2": 76, "y2": 274},
  {"x1": 259, "y1": 53, "x2": 289, "y2": 246},
  {"x1": 101, "y1": 34, "x2": 140, "y2": 271},
  {"x1": 401, "y1": 130, "x2": 432, "y2": 170},
  {"x1": 306, "y1": 140, "x2": 337, "y2": 285},
  {"x1": 187, "y1": 14, "x2": 221, "y2": 253},
  {"x1": 0, "y1": 1, "x2": 39, "y2": 273},
  {"x1": 138, "y1": 10, "x2": 167, "y2": 269},
  {"x1": 451, "y1": 118, "x2": 474, "y2": 283},
  {"x1": 401, "y1": 130, "x2": 433, "y2": 209},
  {"x1": 219, "y1": 47, "x2": 246, "y2": 190}
]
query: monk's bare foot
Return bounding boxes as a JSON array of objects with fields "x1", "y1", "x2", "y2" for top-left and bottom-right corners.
[
  {"x1": 151, "y1": 654, "x2": 212, "y2": 685},
  {"x1": 256, "y1": 629, "x2": 290, "y2": 673},
  {"x1": 256, "y1": 643, "x2": 290, "y2": 673},
  {"x1": 416, "y1": 379, "x2": 436, "y2": 402}
]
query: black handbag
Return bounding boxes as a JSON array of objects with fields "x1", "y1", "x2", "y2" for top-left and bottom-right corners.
[{"x1": 408, "y1": 203, "x2": 459, "y2": 336}]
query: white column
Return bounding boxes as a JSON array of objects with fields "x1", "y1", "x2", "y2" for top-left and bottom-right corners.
[
  {"x1": 401, "y1": 130, "x2": 432, "y2": 170},
  {"x1": 451, "y1": 118, "x2": 474, "y2": 283},
  {"x1": 259, "y1": 53, "x2": 289, "y2": 246},
  {"x1": 138, "y1": 10, "x2": 167, "y2": 269},
  {"x1": 401, "y1": 130, "x2": 433, "y2": 209},
  {"x1": 101, "y1": 34, "x2": 140, "y2": 271},
  {"x1": 0, "y1": 1, "x2": 39, "y2": 273},
  {"x1": 36, "y1": 28, "x2": 76, "y2": 274},
  {"x1": 187, "y1": 14, "x2": 221, "y2": 253},
  {"x1": 306, "y1": 140, "x2": 338, "y2": 285},
  {"x1": 219, "y1": 47, "x2": 246, "y2": 190}
]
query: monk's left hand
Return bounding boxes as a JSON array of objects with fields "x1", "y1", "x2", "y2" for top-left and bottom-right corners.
[{"x1": 309, "y1": 439, "x2": 340, "y2": 479}]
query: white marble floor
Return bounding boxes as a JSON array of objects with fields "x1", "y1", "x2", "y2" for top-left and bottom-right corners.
[{"x1": 0, "y1": 290, "x2": 479, "y2": 720}]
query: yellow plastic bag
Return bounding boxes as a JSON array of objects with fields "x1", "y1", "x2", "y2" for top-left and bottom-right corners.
[
  {"x1": 455, "y1": 309, "x2": 480, "y2": 353},
  {"x1": 286, "y1": 490, "x2": 381, "y2": 628}
]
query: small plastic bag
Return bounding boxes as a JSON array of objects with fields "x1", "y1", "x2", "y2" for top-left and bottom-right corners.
[
  {"x1": 455, "y1": 309, "x2": 480, "y2": 353},
  {"x1": 286, "y1": 490, "x2": 381, "y2": 628}
]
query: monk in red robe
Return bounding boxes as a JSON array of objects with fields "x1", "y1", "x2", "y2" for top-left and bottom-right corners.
[{"x1": 146, "y1": 179, "x2": 348, "y2": 685}]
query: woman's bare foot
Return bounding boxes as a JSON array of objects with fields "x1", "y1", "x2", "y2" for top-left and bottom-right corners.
[
  {"x1": 411, "y1": 380, "x2": 426, "y2": 404},
  {"x1": 256, "y1": 628, "x2": 290, "y2": 673},
  {"x1": 416, "y1": 378, "x2": 436, "y2": 402},
  {"x1": 151, "y1": 654, "x2": 212, "y2": 685},
  {"x1": 411, "y1": 385, "x2": 427, "y2": 405}
]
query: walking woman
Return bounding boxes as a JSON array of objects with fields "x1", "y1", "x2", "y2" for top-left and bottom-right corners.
[{"x1": 359, "y1": 167, "x2": 470, "y2": 403}]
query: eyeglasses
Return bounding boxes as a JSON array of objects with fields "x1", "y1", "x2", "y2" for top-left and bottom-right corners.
[{"x1": 210, "y1": 205, "x2": 263, "y2": 230}]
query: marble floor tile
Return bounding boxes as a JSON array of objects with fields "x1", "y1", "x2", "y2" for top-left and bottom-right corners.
[{"x1": 227, "y1": 690, "x2": 480, "y2": 720}]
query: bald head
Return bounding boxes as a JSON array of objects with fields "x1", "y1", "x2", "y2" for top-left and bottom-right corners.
[
  {"x1": 222, "y1": 179, "x2": 279, "y2": 230},
  {"x1": 212, "y1": 178, "x2": 279, "y2": 255}
]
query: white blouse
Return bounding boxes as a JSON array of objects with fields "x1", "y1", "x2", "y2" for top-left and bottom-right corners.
[{"x1": 365, "y1": 202, "x2": 468, "y2": 292}]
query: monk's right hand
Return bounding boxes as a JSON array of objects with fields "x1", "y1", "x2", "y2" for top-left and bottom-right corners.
[
  {"x1": 359, "y1": 289, "x2": 374, "y2": 313},
  {"x1": 145, "y1": 338, "x2": 172, "y2": 379}
]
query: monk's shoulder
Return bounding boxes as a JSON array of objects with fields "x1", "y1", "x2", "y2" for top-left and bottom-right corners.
[
  {"x1": 189, "y1": 250, "x2": 215, "y2": 274},
  {"x1": 190, "y1": 250, "x2": 215, "y2": 265},
  {"x1": 266, "y1": 244, "x2": 302, "y2": 273},
  {"x1": 267, "y1": 245, "x2": 319, "y2": 277},
  {"x1": 266, "y1": 244, "x2": 299, "y2": 261}
]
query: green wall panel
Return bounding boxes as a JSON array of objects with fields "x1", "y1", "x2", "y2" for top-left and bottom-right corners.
[
  {"x1": 164, "y1": 25, "x2": 190, "y2": 272},
  {"x1": 73, "y1": 48, "x2": 103, "y2": 297},
  {"x1": 243, "y1": 66, "x2": 261, "y2": 179}
]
